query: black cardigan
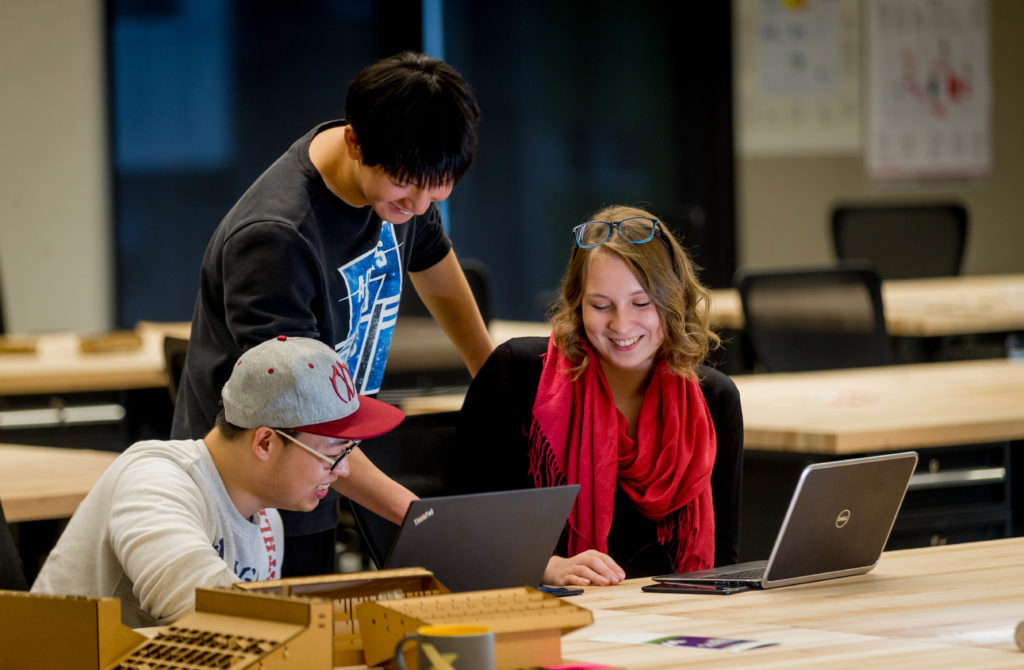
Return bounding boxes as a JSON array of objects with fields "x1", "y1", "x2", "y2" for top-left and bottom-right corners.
[{"x1": 451, "y1": 337, "x2": 742, "y2": 575}]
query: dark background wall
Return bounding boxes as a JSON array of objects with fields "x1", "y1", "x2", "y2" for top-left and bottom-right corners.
[{"x1": 110, "y1": 0, "x2": 735, "y2": 327}]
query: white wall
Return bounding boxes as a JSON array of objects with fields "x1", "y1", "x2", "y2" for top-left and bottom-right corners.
[
  {"x1": 0, "y1": 0, "x2": 111, "y2": 333},
  {"x1": 737, "y1": 0, "x2": 1024, "y2": 277}
]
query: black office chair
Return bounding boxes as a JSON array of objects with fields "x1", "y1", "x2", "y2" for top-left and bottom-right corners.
[
  {"x1": 162, "y1": 336, "x2": 190, "y2": 405},
  {"x1": 699, "y1": 365, "x2": 743, "y2": 567},
  {"x1": 348, "y1": 410, "x2": 460, "y2": 567},
  {"x1": 831, "y1": 202, "x2": 968, "y2": 280},
  {"x1": 736, "y1": 263, "x2": 893, "y2": 373},
  {"x1": 398, "y1": 257, "x2": 492, "y2": 325},
  {"x1": 383, "y1": 259, "x2": 492, "y2": 389},
  {"x1": 0, "y1": 499, "x2": 29, "y2": 590}
]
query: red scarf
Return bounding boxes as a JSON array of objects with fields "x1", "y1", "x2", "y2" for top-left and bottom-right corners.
[{"x1": 529, "y1": 338, "x2": 716, "y2": 572}]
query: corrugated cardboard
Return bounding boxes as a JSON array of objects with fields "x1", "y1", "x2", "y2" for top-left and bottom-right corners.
[
  {"x1": 357, "y1": 586, "x2": 594, "y2": 669},
  {"x1": 0, "y1": 588, "x2": 331, "y2": 670},
  {"x1": 0, "y1": 590, "x2": 145, "y2": 670},
  {"x1": 102, "y1": 588, "x2": 332, "y2": 670},
  {"x1": 233, "y1": 567, "x2": 448, "y2": 666}
]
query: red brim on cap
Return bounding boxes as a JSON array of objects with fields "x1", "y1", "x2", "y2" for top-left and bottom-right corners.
[{"x1": 297, "y1": 394, "x2": 405, "y2": 440}]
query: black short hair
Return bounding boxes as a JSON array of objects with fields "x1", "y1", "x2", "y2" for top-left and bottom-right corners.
[
  {"x1": 214, "y1": 409, "x2": 247, "y2": 439},
  {"x1": 214, "y1": 409, "x2": 299, "y2": 442},
  {"x1": 345, "y1": 51, "x2": 480, "y2": 189}
]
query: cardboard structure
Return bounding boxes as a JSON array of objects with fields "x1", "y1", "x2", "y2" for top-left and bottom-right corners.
[
  {"x1": 1, "y1": 574, "x2": 593, "y2": 669},
  {"x1": 356, "y1": 586, "x2": 594, "y2": 670},
  {"x1": 233, "y1": 567, "x2": 448, "y2": 666},
  {"x1": 0, "y1": 588, "x2": 331, "y2": 670},
  {"x1": 0, "y1": 590, "x2": 145, "y2": 670}
]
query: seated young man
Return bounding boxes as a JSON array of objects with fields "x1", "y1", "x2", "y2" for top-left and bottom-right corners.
[{"x1": 31, "y1": 335, "x2": 405, "y2": 627}]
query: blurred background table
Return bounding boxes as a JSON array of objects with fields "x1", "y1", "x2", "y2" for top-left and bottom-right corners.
[
  {"x1": 708, "y1": 273, "x2": 1024, "y2": 337},
  {"x1": 0, "y1": 442, "x2": 118, "y2": 585},
  {"x1": 0, "y1": 322, "x2": 189, "y2": 453},
  {"x1": 0, "y1": 443, "x2": 116, "y2": 522}
]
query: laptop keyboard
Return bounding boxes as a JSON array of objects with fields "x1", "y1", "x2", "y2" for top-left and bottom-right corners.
[{"x1": 704, "y1": 567, "x2": 764, "y2": 581}]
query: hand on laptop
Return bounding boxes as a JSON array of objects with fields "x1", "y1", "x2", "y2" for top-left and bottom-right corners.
[{"x1": 543, "y1": 551, "x2": 625, "y2": 587}]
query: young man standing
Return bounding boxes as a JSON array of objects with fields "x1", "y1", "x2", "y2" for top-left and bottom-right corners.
[
  {"x1": 33, "y1": 336, "x2": 406, "y2": 627},
  {"x1": 170, "y1": 52, "x2": 494, "y2": 575}
]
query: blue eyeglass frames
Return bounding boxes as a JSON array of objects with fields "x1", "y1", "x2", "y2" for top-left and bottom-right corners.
[{"x1": 572, "y1": 216, "x2": 662, "y2": 248}]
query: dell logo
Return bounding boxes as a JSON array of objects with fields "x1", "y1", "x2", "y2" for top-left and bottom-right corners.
[{"x1": 835, "y1": 509, "x2": 851, "y2": 528}]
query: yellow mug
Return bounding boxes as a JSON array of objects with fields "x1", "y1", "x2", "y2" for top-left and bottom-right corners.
[{"x1": 394, "y1": 624, "x2": 495, "y2": 670}]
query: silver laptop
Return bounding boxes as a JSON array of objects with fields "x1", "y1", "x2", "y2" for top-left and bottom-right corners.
[
  {"x1": 654, "y1": 452, "x2": 918, "y2": 589},
  {"x1": 382, "y1": 485, "x2": 580, "y2": 592}
]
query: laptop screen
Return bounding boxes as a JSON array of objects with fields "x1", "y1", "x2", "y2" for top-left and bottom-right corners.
[
  {"x1": 383, "y1": 485, "x2": 580, "y2": 592},
  {"x1": 764, "y1": 452, "x2": 917, "y2": 586}
]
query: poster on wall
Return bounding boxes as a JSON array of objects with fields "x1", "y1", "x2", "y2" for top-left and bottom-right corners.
[
  {"x1": 735, "y1": 0, "x2": 861, "y2": 156},
  {"x1": 866, "y1": 0, "x2": 991, "y2": 179}
]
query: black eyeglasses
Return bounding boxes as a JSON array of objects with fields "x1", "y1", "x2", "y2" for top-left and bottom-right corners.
[
  {"x1": 274, "y1": 429, "x2": 360, "y2": 472},
  {"x1": 572, "y1": 217, "x2": 662, "y2": 248}
]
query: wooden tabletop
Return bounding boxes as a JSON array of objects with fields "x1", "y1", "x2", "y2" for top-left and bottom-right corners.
[
  {"x1": 710, "y1": 273, "x2": 1024, "y2": 337},
  {"x1": 555, "y1": 537, "x2": 1024, "y2": 668},
  {"x1": 732, "y1": 358, "x2": 1024, "y2": 454},
  {"x1": 0, "y1": 443, "x2": 117, "y2": 522},
  {"x1": 0, "y1": 321, "x2": 188, "y2": 396}
]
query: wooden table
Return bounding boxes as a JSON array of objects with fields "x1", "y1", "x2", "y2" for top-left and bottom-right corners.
[
  {"x1": 732, "y1": 358, "x2": 1024, "y2": 454},
  {"x1": 0, "y1": 443, "x2": 116, "y2": 522},
  {"x1": 555, "y1": 537, "x2": 1024, "y2": 668},
  {"x1": 0, "y1": 322, "x2": 188, "y2": 396},
  {"x1": 710, "y1": 273, "x2": 1024, "y2": 338}
]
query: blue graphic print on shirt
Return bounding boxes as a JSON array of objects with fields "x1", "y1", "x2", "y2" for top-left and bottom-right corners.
[
  {"x1": 235, "y1": 563, "x2": 257, "y2": 581},
  {"x1": 336, "y1": 222, "x2": 403, "y2": 395}
]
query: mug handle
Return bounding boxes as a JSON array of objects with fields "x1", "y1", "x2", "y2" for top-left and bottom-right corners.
[{"x1": 394, "y1": 632, "x2": 419, "y2": 670}]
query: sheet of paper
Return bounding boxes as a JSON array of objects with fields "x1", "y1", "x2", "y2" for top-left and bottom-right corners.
[{"x1": 589, "y1": 631, "x2": 779, "y2": 652}]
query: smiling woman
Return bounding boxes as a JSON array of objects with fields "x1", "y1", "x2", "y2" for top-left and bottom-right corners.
[
  {"x1": 580, "y1": 251, "x2": 666, "y2": 388},
  {"x1": 451, "y1": 204, "x2": 744, "y2": 589}
]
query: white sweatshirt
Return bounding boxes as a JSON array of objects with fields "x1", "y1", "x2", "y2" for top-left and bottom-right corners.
[{"x1": 31, "y1": 439, "x2": 283, "y2": 627}]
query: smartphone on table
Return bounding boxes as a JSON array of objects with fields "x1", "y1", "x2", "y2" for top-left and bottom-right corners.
[{"x1": 641, "y1": 582, "x2": 750, "y2": 595}]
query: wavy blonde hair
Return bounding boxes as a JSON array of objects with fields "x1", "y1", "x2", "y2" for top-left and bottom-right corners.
[{"x1": 549, "y1": 205, "x2": 719, "y2": 379}]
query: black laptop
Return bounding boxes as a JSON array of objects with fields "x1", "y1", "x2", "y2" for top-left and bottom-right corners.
[
  {"x1": 654, "y1": 452, "x2": 918, "y2": 589},
  {"x1": 381, "y1": 485, "x2": 580, "y2": 592}
]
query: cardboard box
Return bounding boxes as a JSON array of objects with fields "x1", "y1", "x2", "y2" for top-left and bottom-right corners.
[
  {"x1": 0, "y1": 588, "x2": 332, "y2": 670},
  {"x1": 0, "y1": 590, "x2": 145, "y2": 670}
]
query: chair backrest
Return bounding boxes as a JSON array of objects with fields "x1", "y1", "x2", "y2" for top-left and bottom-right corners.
[
  {"x1": 162, "y1": 336, "x2": 190, "y2": 404},
  {"x1": 348, "y1": 410, "x2": 460, "y2": 567},
  {"x1": 384, "y1": 259, "x2": 492, "y2": 389},
  {"x1": 398, "y1": 258, "x2": 492, "y2": 325},
  {"x1": 831, "y1": 202, "x2": 968, "y2": 279},
  {"x1": 0, "y1": 499, "x2": 29, "y2": 590},
  {"x1": 698, "y1": 365, "x2": 743, "y2": 567},
  {"x1": 737, "y1": 263, "x2": 893, "y2": 373}
]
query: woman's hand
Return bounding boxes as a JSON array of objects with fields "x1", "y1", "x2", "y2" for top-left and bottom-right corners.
[{"x1": 543, "y1": 551, "x2": 626, "y2": 586}]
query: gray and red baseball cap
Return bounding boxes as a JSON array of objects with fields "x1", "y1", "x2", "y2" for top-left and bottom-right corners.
[{"x1": 221, "y1": 335, "x2": 404, "y2": 438}]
